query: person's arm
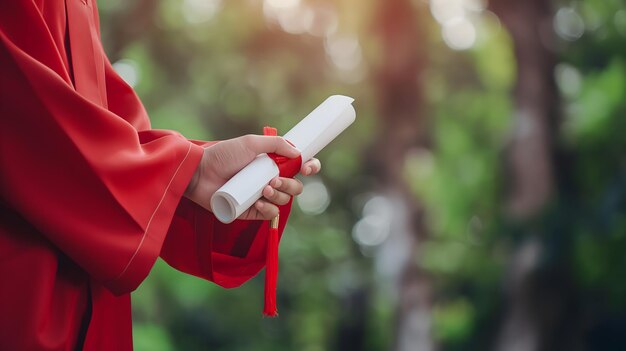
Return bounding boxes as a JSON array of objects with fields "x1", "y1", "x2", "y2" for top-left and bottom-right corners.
[
  {"x1": 161, "y1": 197, "x2": 293, "y2": 288},
  {"x1": 2, "y1": 2, "x2": 315, "y2": 295},
  {"x1": 102, "y1": 53, "x2": 305, "y2": 287},
  {"x1": 0, "y1": 21, "x2": 205, "y2": 295}
]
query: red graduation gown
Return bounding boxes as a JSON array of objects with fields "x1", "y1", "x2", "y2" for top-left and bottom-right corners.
[{"x1": 0, "y1": 1, "x2": 291, "y2": 350}]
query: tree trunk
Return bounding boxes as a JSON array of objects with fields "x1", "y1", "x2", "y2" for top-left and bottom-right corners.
[
  {"x1": 490, "y1": 0, "x2": 559, "y2": 219},
  {"x1": 489, "y1": 1, "x2": 572, "y2": 350},
  {"x1": 370, "y1": 0, "x2": 434, "y2": 350}
]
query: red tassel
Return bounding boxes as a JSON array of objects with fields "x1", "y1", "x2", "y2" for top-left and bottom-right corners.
[
  {"x1": 263, "y1": 218, "x2": 279, "y2": 317},
  {"x1": 263, "y1": 125, "x2": 280, "y2": 317},
  {"x1": 263, "y1": 126, "x2": 277, "y2": 137}
]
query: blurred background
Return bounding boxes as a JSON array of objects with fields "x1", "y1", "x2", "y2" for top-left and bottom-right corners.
[{"x1": 99, "y1": 0, "x2": 626, "y2": 350}]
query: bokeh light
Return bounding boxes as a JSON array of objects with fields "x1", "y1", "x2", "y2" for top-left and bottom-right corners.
[
  {"x1": 112, "y1": 59, "x2": 140, "y2": 87},
  {"x1": 296, "y1": 177, "x2": 331, "y2": 215},
  {"x1": 181, "y1": 0, "x2": 221, "y2": 24},
  {"x1": 430, "y1": 0, "x2": 484, "y2": 50},
  {"x1": 555, "y1": 63, "x2": 582, "y2": 99},
  {"x1": 442, "y1": 17, "x2": 477, "y2": 50},
  {"x1": 352, "y1": 195, "x2": 393, "y2": 254},
  {"x1": 324, "y1": 34, "x2": 362, "y2": 72},
  {"x1": 554, "y1": 7, "x2": 585, "y2": 41}
]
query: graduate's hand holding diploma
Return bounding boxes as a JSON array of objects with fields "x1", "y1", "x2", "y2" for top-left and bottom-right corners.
[
  {"x1": 183, "y1": 95, "x2": 354, "y2": 317},
  {"x1": 210, "y1": 96, "x2": 355, "y2": 224},
  {"x1": 185, "y1": 95, "x2": 354, "y2": 224},
  {"x1": 184, "y1": 135, "x2": 321, "y2": 220}
]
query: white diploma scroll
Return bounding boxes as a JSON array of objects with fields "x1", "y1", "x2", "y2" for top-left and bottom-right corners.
[{"x1": 210, "y1": 95, "x2": 356, "y2": 223}]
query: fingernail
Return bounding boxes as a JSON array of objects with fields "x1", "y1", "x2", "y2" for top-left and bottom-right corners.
[
  {"x1": 257, "y1": 201, "x2": 264, "y2": 209},
  {"x1": 274, "y1": 179, "x2": 282, "y2": 187},
  {"x1": 267, "y1": 187, "x2": 274, "y2": 196},
  {"x1": 305, "y1": 166, "x2": 312, "y2": 175}
]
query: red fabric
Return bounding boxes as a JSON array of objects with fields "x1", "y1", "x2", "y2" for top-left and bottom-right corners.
[
  {"x1": 265, "y1": 129, "x2": 303, "y2": 179},
  {"x1": 0, "y1": 1, "x2": 292, "y2": 350},
  {"x1": 261, "y1": 127, "x2": 280, "y2": 317},
  {"x1": 263, "y1": 126, "x2": 278, "y2": 137},
  {"x1": 263, "y1": 226, "x2": 279, "y2": 317},
  {"x1": 261, "y1": 126, "x2": 300, "y2": 316}
]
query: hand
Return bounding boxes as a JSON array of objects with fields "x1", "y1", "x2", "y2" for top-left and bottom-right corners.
[
  {"x1": 241, "y1": 157, "x2": 321, "y2": 220},
  {"x1": 184, "y1": 135, "x2": 322, "y2": 220}
]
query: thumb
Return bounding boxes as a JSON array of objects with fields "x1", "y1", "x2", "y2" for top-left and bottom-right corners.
[{"x1": 243, "y1": 135, "x2": 301, "y2": 158}]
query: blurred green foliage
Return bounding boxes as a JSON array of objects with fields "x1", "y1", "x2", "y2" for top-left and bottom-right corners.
[{"x1": 98, "y1": 0, "x2": 626, "y2": 349}]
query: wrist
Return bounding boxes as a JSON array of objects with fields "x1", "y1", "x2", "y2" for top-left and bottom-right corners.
[
  {"x1": 183, "y1": 147, "x2": 224, "y2": 211},
  {"x1": 184, "y1": 167, "x2": 200, "y2": 199}
]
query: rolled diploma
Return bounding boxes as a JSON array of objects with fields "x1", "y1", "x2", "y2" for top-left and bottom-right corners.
[{"x1": 210, "y1": 95, "x2": 356, "y2": 223}]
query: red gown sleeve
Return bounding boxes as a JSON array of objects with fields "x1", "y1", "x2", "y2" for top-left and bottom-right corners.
[
  {"x1": 0, "y1": 7, "x2": 204, "y2": 295},
  {"x1": 161, "y1": 198, "x2": 293, "y2": 288},
  {"x1": 99, "y1": 40, "x2": 295, "y2": 289},
  {"x1": 1, "y1": 2, "x2": 295, "y2": 295},
  {"x1": 102, "y1": 42, "x2": 295, "y2": 289}
]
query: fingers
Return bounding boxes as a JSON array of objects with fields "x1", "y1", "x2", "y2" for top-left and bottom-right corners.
[
  {"x1": 271, "y1": 177, "x2": 303, "y2": 196},
  {"x1": 254, "y1": 199, "x2": 279, "y2": 220},
  {"x1": 242, "y1": 135, "x2": 300, "y2": 158},
  {"x1": 262, "y1": 184, "x2": 292, "y2": 206},
  {"x1": 244, "y1": 178, "x2": 304, "y2": 220},
  {"x1": 300, "y1": 158, "x2": 321, "y2": 176}
]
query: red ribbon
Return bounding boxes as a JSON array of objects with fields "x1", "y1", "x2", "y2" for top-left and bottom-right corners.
[
  {"x1": 262, "y1": 126, "x2": 301, "y2": 317},
  {"x1": 264, "y1": 129, "x2": 302, "y2": 179}
]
